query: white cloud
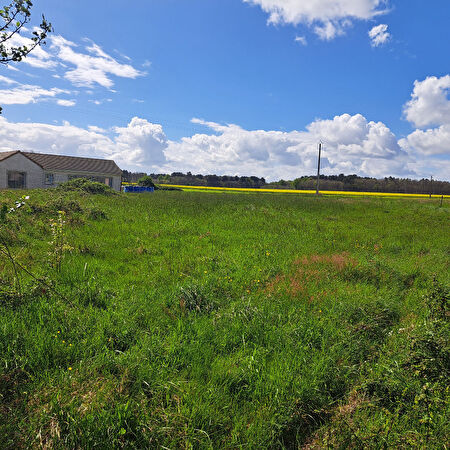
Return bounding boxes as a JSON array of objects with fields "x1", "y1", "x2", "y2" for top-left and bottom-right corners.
[
  {"x1": 0, "y1": 116, "x2": 168, "y2": 172},
  {"x1": 50, "y1": 35, "x2": 144, "y2": 89},
  {"x1": 295, "y1": 36, "x2": 307, "y2": 45},
  {"x1": 165, "y1": 114, "x2": 409, "y2": 179},
  {"x1": 368, "y1": 24, "x2": 391, "y2": 46},
  {"x1": 314, "y1": 21, "x2": 346, "y2": 40},
  {"x1": 403, "y1": 75, "x2": 450, "y2": 128},
  {"x1": 399, "y1": 75, "x2": 450, "y2": 178},
  {"x1": 400, "y1": 125, "x2": 450, "y2": 157},
  {"x1": 88, "y1": 125, "x2": 107, "y2": 133},
  {"x1": 4, "y1": 31, "x2": 145, "y2": 92},
  {"x1": 244, "y1": 0, "x2": 388, "y2": 39},
  {"x1": 1, "y1": 111, "x2": 447, "y2": 180},
  {"x1": 0, "y1": 84, "x2": 68, "y2": 105},
  {"x1": 112, "y1": 118, "x2": 168, "y2": 167},
  {"x1": 5, "y1": 33, "x2": 57, "y2": 69},
  {"x1": 88, "y1": 98, "x2": 113, "y2": 106},
  {"x1": 56, "y1": 99, "x2": 77, "y2": 107},
  {"x1": 0, "y1": 75, "x2": 18, "y2": 85}
]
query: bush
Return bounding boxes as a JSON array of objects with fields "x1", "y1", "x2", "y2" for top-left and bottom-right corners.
[
  {"x1": 58, "y1": 178, "x2": 116, "y2": 195},
  {"x1": 137, "y1": 176, "x2": 156, "y2": 188}
]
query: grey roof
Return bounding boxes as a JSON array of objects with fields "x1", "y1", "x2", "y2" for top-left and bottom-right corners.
[
  {"x1": 0, "y1": 151, "x2": 122, "y2": 175},
  {"x1": 0, "y1": 151, "x2": 18, "y2": 162}
]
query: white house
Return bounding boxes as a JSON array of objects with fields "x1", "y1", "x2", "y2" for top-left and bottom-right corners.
[{"x1": 0, "y1": 151, "x2": 122, "y2": 191}]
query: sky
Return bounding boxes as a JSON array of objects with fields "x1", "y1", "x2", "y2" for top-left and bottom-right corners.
[{"x1": 0, "y1": 0, "x2": 449, "y2": 181}]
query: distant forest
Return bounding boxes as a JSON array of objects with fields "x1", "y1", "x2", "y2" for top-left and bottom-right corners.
[{"x1": 122, "y1": 170, "x2": 450, "y2": 195}]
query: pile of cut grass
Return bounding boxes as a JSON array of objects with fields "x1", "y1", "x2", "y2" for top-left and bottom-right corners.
[{"x1": 0, "y1": 189, "x2": 448, "y2": 448}]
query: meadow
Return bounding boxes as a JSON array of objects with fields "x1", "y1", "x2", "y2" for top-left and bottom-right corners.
[{"x1": 0, "y1": 186, "x2": 448, "y2": 448}]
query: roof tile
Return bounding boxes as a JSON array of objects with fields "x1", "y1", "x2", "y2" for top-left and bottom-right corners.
[{"x1": 0, "y1": 151, "x2": 122, "y2": 175}]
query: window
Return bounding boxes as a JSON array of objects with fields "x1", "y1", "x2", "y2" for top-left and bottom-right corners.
[
  {"x1": 45, "y1": 173, "x2": 54, "y2": 185},
  {"x1": 8, "y1": 171, "x2": 26, "y2": 189}
]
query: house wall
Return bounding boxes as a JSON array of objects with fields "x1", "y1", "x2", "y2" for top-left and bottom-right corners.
[
  {"x1": 0, "y1": 153, "x2": 44, "y2": 189},
  {"x1": 0, "y1": 154, "x2": 122, "y2": 191}
]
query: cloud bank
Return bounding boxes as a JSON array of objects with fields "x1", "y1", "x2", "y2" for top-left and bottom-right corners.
[
  {"x1": 2, "y1": 110, "x2": 444, "y2": 180},
  {"x1": 1, "y1": 70, "x2": 448, "y2": 181}
]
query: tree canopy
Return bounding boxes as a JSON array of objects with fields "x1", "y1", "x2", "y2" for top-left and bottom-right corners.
[{"x1": 1, "y1": 0, "x2": 52, "y2": 113}]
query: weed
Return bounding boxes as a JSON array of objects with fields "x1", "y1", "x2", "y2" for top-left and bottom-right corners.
[
  {"x1": 177, "y1": 284, "x2": 217, "y2": 314},
  {"x1": 58, "y1": 178, "x2": 116, "y2": 195}
]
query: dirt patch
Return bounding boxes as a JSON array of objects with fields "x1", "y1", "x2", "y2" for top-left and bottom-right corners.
[
  {"x1": 302, "y1": 390, "x2": 368, "y2": 449},
  {"x1": 266, "y1": 253, "x2": 357, "y2": 300},
  {"x1": 294, "y1": 252, "x2": 357, "y2": 271}
]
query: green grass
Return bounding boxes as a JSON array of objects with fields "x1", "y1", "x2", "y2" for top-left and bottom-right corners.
[{"x1": 0, "y1": 189, "x2": 448, "y2": 448}]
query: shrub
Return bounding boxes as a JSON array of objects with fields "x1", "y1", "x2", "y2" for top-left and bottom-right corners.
[
  {"x1": 137, "y1": 176, "x2": 156, "y2": 188},
  {"x1": 87, "y1": 208, "x2": 109, "y2": 221},
  {"x1": 58, "y1": 178, "x2": 116, "y2": 195}
]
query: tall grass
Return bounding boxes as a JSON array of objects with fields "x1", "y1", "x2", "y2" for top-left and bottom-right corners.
[{"x1": 0, "y1": 189, "x2": 448, "y2": 448}]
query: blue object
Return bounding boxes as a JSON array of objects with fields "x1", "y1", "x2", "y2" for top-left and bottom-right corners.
[{"x1": 123, "y1": 186, "x2": 154, "y2": 193}]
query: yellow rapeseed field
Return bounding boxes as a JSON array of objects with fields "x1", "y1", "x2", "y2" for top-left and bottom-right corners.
[{"x1": 155, "y1": 184, "x2": 449, "y2": 199}]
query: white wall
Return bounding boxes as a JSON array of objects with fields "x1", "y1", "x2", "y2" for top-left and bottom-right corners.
[
  {"x1": 0, "y1": 154, "x2": 122, "y2": 191},
  {"x1": 0, "y1": 153, "x2": 44, "y2": 189},
  {"x1": 112, "y1": 176, "x2": 121, "y2": 191}
]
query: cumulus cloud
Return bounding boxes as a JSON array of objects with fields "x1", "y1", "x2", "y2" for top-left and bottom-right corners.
[
  {"x1": 403, "y1": 75, "x2": 450, "y2": 128},
  {"x1": 368, "y1": 24, "x2": 391, "y2": 46},
  {"x1": 399, "y1": 75, "x2": 450, "y2": 177},
  {"x1": 2, "y1": 111, "x2": 447, "y2": 180},
  {"x1": 112, "y1": 118, "x2": 168, "y2": 167},
  {"x1": 0, "y1": 116, "x2": 167, "y2": 172},
  {"x1": 400, "y1": 125, "x2": 450, "y2": 157},
  {"x1": 164, "y1": 114, "x2": 409, "y2": 179},
  {"x1": 244, "y1": 0, "x2": 387, "y2": 39}
]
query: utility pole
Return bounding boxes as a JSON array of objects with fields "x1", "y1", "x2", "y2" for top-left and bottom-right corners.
[
  {"x1": 316, "y1": 142, "x2": 322, "y2": 195},
  {"x1": 430, "y1": 175, "x2": 433, "y2": 198}
]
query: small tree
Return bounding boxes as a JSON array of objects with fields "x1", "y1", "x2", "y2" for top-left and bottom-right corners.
[
  {"x1": 1, "y1": 0, "x2": 52, "y2": 113},
  {"x1": 138, "y1": 175, "x2": 156, "y2": 188}
]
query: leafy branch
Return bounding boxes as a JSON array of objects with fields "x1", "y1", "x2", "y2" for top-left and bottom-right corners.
[{"x1": 0, "y1": 0, "x2": 52, "y2": 113}]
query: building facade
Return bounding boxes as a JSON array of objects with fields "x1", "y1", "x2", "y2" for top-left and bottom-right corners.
[{"x1": 0, "y1": 151, "x2": 122, "y2": 191}]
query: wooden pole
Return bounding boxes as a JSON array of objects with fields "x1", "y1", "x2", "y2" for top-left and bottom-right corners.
[{"x1": 316, "y1": 142, "x2": 322, "y2": 195}]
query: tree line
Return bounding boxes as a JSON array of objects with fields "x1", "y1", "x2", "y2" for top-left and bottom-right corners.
[
  {"x1": 122, "y1": 171, "x2": 266, "y2": 189},
  {"x1": 122, "y1": 171, "x2": 450, "y2": 195}
]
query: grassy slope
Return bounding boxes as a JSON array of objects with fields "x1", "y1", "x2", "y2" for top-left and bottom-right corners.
[{"x1": 0, "y1": 190, "x2": 448, "y2": 448}]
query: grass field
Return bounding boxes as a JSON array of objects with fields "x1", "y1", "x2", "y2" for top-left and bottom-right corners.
[{"x1": 0, "y1": 188, "x2": 449, "y2": 448}]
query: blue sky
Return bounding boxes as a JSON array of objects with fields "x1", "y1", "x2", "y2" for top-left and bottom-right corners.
[{"x1": 1, "y1": 0, "x2": 449, "y2": 180}]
